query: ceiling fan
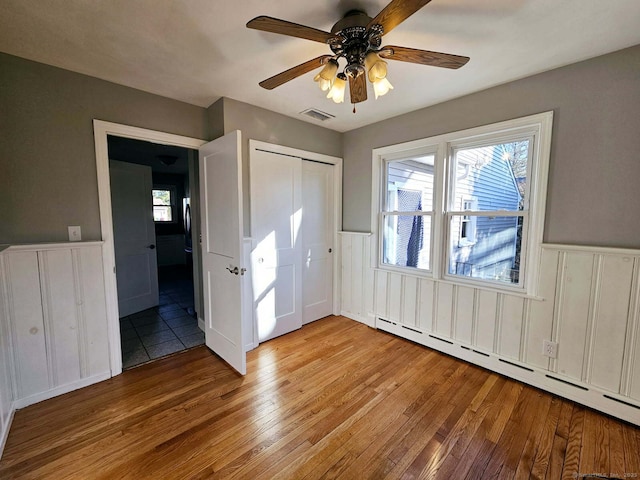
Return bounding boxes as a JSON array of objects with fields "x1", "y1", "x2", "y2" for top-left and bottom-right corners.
[{"x1": 246, "y1": 0, "x2": 470, "y2": 109}]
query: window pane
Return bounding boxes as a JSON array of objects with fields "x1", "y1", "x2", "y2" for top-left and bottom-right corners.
[
  {"x1": 387, "y1": 155, "x2": 435, "y2": 212},
  {"x1": 452, "y1": 141, "x2": 528, "y2": 212},
  {"x1": 152, "y1": 189, "x2": 171, "y2": 206},
  {"x1": 448, "y1": 215, "x2": 523, "y2": 285},
  {"x1": 153, "y1": 206, "x2": 172, "y2": 222},
  {"x1": 383, "y1": 214, "x2": 431, "y2": 270}
]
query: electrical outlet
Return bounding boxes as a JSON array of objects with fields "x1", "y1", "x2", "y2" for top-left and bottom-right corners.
[
  {"x1": 68, "y1": 226, "x2": 82, "y2": 242},
  {"x1": 542, "y1": 340, "x2": 558, "y2": 358}
]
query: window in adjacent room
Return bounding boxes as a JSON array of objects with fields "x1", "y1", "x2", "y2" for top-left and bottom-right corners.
[{"x1": 152, "y1": 187, "x2": 174, "y2": 222}]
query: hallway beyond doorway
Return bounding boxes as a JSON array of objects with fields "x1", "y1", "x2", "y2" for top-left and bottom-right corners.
[{"x1": 119, "y1": 265, "x2": 203, "y2": 369}]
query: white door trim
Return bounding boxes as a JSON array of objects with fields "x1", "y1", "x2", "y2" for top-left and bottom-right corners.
[
  {"x1": 248, "y1": 140, "x2": 343, "y2": 318},
  {"x1": 93, "y1": 120, "x2": 206, "y2": 376}
]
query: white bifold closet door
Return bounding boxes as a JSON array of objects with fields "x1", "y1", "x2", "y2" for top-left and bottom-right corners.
[
  {"x1": 250, "y1": 150, "x2": 334, "y2": 343},
  {"x1": 301, "y1": 161, "x2": 334, "y2": 324}
]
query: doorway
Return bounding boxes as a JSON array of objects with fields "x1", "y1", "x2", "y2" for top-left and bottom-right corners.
[
  {"x1": 107, "y1": 135, "x2": 204, "y2": 369},
  {"x1": 93, "y1": 120, "x2": 207, "y2": 375}
]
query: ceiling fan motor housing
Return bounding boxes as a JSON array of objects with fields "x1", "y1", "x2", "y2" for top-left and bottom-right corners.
[{"x1": 329, "y1": 10, "x2": 383, "y2": 78}]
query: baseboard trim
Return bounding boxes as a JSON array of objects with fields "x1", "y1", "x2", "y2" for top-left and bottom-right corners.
[
  {"x1": 374, "y1": 318, "x2": 640, "y2": 426},
  {"x1": 340, "y1": 311, "x2": 375, "y2": 328},
  {"x1": 198, "y1": 317, "x2": 204, "y2": 332},
  {"x1": 0, "y1": 402, "x2": 16, "y2": 459},
  {"x1": 13, "y1": 372, "x2": 111, "y2": 410}
]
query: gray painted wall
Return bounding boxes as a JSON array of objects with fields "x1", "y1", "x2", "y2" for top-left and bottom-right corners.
[
  {"x1": 219, "y1": 97, "x2": 343, "y2": 235},
  {"x1": 0, "y1": 52, "x2": 209, "y2": 244},
  {"x1": 343, "y1": 45, "x2": 640, "y2": 248}
]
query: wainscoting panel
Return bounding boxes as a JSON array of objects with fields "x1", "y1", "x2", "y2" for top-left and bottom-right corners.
[
  {"x1": 554, "y1": 251, "x2": 594, "y2": 381},
  {"x1": 525, "y1": 248, "x2": 558, "y2": 369},
  {"x1": 475, "y1": 290, "x2": 498, "y2": 352},
  {"x1": 340, "y1": 233, "x2": 374, "y2": 326},
  {"x1": 340, "y1": 233, "x2": 640, "y2": 425},
  {"x1": 0, "y1": 250, "x2": 16, "y2": 458},
  {"x1": 588, "y1": 254, "x2": 634, "y2": 393},
  {"x1": 498, "y1": 295, "x2": 525, "y2": 361},
  {"x1": 5, "y1": 251, "x2": 49, "y2": 399},
  {"x1": 453, "y1": 286, "x2": 474, "y2": 345},
  {"x1": 1, "y1": 243, "x2": 110, "y2": 410}
]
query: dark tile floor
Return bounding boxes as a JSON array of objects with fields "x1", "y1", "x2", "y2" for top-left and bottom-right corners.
[{"x1": 120, "y1": 265, "x2": 204, "y2": 369}]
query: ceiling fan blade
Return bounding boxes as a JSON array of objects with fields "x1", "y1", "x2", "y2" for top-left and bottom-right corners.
[
  {"x1": 367, "y1": 0, "x2": 433, "y2": 35},
  {"x1": 258, "y1": 55, "x2": 333, "y2": 90},
  {"x1": 379, "y1": 45, "x2": 470, "y2": 69},
  {"x1": 247, "y1": 16, "x2": 335, "y2": 44},
  {"x1": 349, "y1": 74, "x2": 368, "y2": 104}
]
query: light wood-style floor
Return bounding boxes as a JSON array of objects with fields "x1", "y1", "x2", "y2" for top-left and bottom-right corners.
[{"x1": 1, "y1": 316, "x2": 639, "y2": 479}]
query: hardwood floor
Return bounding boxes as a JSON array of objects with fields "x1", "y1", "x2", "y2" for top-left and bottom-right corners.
[{"x1": 1, "y1": 316, "x2": 639, "y2": 479}]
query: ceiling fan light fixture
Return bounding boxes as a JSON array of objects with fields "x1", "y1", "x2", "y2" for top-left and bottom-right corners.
[
  {"x1": 314, "y1": 58, "x2": 339, "y2": 91},
  {"x1": 372, "y1": 77, "x2": 393, "y2": 99},
  {"x1": 248, "y1": 2, "x2": 470, "y2": 110},
  {"x1": 326, "y1": 73, "x2": 347, "y2": 103}
]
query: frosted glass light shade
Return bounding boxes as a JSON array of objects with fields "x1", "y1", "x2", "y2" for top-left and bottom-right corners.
[
  {"x1": 314, "y1": 59, "x2": 338, "y2": 91},
  {"x1": 326, "y1": 75, "x2": 346, "y2": 103},
  {"x1": 373, "y1": 77, "x2": 393, "y2": 99},
  {"x1": 365, "y1": 52, "x2": 388, "y2": 83}
]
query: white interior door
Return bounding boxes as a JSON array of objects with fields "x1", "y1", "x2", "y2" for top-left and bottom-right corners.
[
  {"x1": 199, "y1": 130, "x2": 246, "y2": 375},
  {"x1": 250, "y1": 150, "x2": 302, "y2": 342},
  {"x1": 302, "y1": 161, "x2": 334, "y2": 324},
  {"x1": 109, "y1": 160, "x2": 159, "y2": 317}
]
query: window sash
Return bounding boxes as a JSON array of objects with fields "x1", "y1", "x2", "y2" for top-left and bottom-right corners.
[
  {"x1": 444, "y1": 212, "x2": 529, "y2": 290},
  {"x1": 380, "y1": 212, "x2": 433, "y2": 273}
]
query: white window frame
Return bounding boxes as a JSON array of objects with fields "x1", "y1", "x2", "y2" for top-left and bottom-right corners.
[
  {"x1": 371, "y1": 111, "x2": 553, "y2": 296},
  {"x1": 152, "y1": 184, "x2": 177, "y2": 223}
]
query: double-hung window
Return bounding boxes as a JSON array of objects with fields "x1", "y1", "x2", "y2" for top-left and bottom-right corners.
[
  {"x1": 152, "y1": 186, "x2": 175, "y2": 223},
  {"x1": 374, "y1": 112, "x2": 552, "y2": 295}
]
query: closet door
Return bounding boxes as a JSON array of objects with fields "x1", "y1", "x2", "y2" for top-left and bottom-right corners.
[
  {"x1": 302, "y1": 161, "x2": 334, "y2": 324},
  {"x1": 250, "y1": 150, "x2": 302, "y2": 342}
]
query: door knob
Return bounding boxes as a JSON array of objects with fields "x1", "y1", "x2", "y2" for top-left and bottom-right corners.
[
  {"x1": 148, "y1": 244, "x2": 156, "y2": 250},
  {"x1": 226, "y1": 266, "x2": 240, "y2": 275}
]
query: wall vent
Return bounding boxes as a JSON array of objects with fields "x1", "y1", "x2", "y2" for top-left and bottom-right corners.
[{"x1": 300, "y1": 108, "x2": 335, "y2": 122}]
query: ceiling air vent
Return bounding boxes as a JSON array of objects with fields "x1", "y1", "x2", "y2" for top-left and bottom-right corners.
[{"x1": 300, "y1": 108, "x2": 335, "y2": 122}]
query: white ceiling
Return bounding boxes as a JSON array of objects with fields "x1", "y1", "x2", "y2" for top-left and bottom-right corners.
[{"x1": 1, "y1": 0, "x2": 639, "y2": 132}]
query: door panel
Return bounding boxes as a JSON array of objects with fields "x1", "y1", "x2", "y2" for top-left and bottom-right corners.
[
  {"x1": 302, "y1": 161, "x2": 334, "y2": 323},
  {"x1": 109, "y1": 160, "x2": 159, "y2": 317},
  {"x1": 199, "y1": 131, "x2": 246, "y2": 375},
  {"x1": 250, "y1": 151, "x2": 302, "y2": 342}
]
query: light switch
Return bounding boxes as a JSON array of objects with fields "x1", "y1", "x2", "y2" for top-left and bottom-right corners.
[{"x1": 68, "y1": 226, "x2": 82, "y2": 242}]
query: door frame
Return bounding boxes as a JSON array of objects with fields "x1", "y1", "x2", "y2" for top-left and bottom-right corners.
[
  {"x1": 93, "y1": 120, "x2": 206, "y2": 375},
  {"x1": 248, "y1": 140, "x2": 343, "y2": 340}
]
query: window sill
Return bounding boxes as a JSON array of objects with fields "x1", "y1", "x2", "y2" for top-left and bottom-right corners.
[{"x1": 373, "y1": 266, "x2": 544, "y2": 301}]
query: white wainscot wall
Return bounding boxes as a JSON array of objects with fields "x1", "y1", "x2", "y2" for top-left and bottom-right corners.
[
  {"x1": 340, "y1": 233, "x2": 640, "y2": 426},
  {"x1": 0, "y1": 247, "x2": 15, "y2": 457},
  {"x1": 0, "y1": 243, "x2": 111, "y2": 416}
]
